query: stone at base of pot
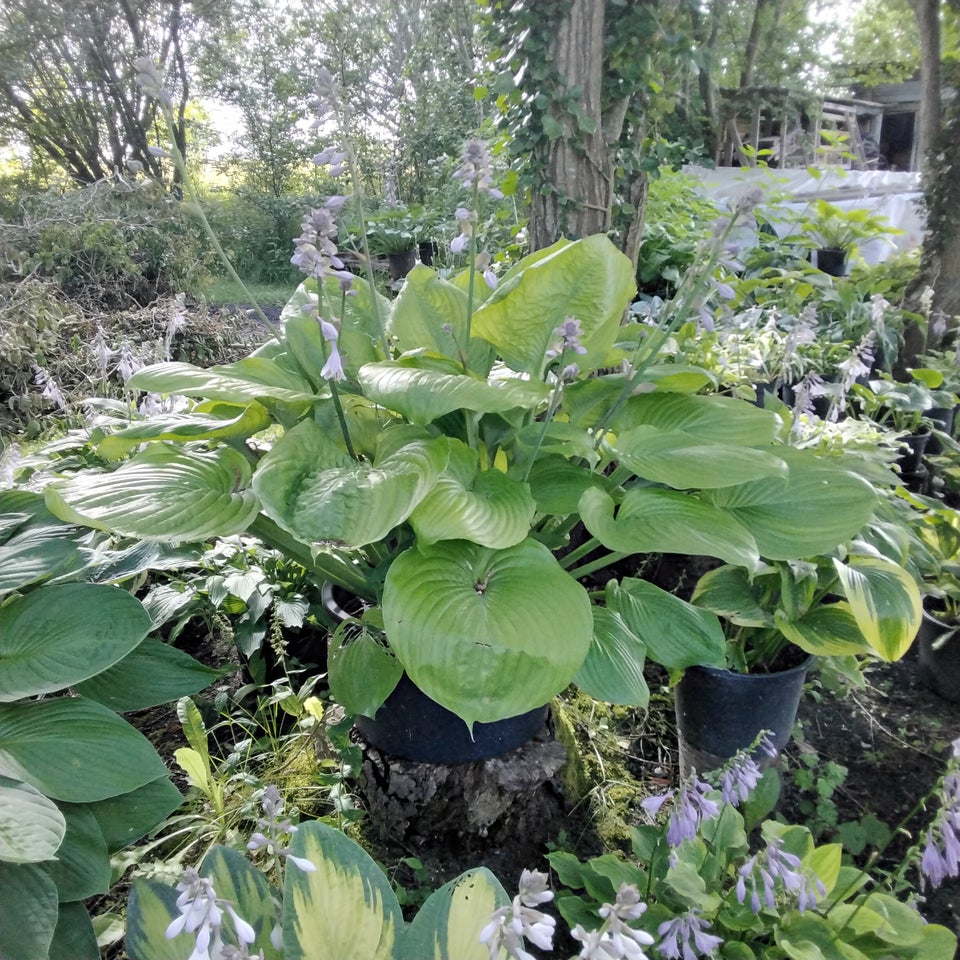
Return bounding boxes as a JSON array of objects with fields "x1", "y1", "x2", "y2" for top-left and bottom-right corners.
[
  {"x1": 355, "y1": 673, "x2": 551, "y2": 764},
  {"x1": 674, "y1": 658, "x2": 813, "y2": 778}
]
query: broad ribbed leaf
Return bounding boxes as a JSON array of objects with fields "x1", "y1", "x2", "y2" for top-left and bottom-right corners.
[
  {"x1": 383, "y1": 539, "x2": 593, "y2": 727},
  {"x1": 525, "y1": 456, "x2": 602, "y2": 515},
  {"x1": 834, "y1": 557, "x2": 922, "y2": 661},
  {"x1": 0, "y1": 520, "x2": 80, "y2": 594},
  {"x1": 573, "y1": 606, "x2": 650, "y2": 707},
  {"x1": 397, "y1": 868, "x2": 510, "y2": 960},
  {"x1": 127, "y1": 359, "x2": 320, "y2": 402},
  {"x1": 774, "y1": 604, "x2": 872, "y2": 657},
  {"x1": 98, "y1": 402, "x2": 271, "y2": 459},
  {"x1": 0, "y1": 583, "x2": 151, "y2": 700},
  {"x1": 328, "y1": 620, "x2": 403, "y2": 718},
  {"x1": 390, "y1": 265, "x2": 468, "y2": 356},
  {"x1": 358, "y1": 360, "x2": 549, "y2": 425},
  {"x1": 410, "y1": 441, "x2": 535, "y2": 547},
  {"x1": 87, "y1": 777, "x2": 182, "y2": 851},
  {"x1": 74, "y1": 639, "x2": 227, "y2": 712},
  {"x1": 0, "y1": 861, "x2": 58, "y2": 960},
  {"x1": 609, "y1": 425, "x2": 788, "y2": 489},
  {"x1": 254, "y1": 420, "x2": 447, "y2": 548},
  {"x1": 471, "y1": 234, "x2": 636, "y2": 375},
  {"x1": 0, "y1": 776, "x2": 65, "y2": 864},
  {"x1": 614, "y1": 392, "x2": 781, "y2": 445},
  {"x1": 46, "y1": 445, "x2": 260, "y2": 542},
  {"x1": 41, "y1": 803, "x2": 109, "y2": 901},
  {"x1": 50, "y1": 901, "x2": 100, "y2": 960},
  {"x1": 580, "y1": 487, "x2": 759, "y2": 568},
  {"x1": 0, "y1": 698, "x2": 167, "y2": 802},
  {"x1": 692, "y1": 567, "x2": 775, "y2": 628},
  {"x1": 607, "y1": 578, "x2": 727, "y2": 671},
  {"x1": 284, "y1": 821, "x2": 402, "y2": 960}
]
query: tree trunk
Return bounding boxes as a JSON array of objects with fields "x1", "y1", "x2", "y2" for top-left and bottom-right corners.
[
  {"x1": 529, "y1": 0, "x2": 612, "y2": 251},
  {"x1": 909, "y1": 0, "x2": 941, "y2": 177}
]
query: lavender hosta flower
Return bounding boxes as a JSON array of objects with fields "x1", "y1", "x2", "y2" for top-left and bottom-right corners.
[
  {"x1": 0, "y1": 443, "x2": 21, "y2": 490},
  {"x1": 479, "y1": 869, "x2": 556, "y2": 960},
  {"x1": 246, "y1": 785, "x2": 317, "y2": 874},
  {"x1": 641, "y1": 772, "x2": 720, "y2": 850},
  {"x1": 920, "y1": 755, "x2": 960, "y2": 890},
  {"x1": 133, "y1": 56, "x2": 174, "y2": 113},
  {"x1": 657, "y1": 911, "x2": 723, "y2": 960},
  {"x1": 166, "y1": 867, "x2": 256, "y2": 960},
  {"x1": 90, "y1": 326, "x2": 116, "y2": 379},
  {"x1": 291, "y1": 206, "x2": 344, "y2": 281},
  {"x1": 735, "y1": 835, "x2": 825, "y2": 914},
  {"x1": 33, "y1": 367, "x2": 66, "y2": 410},
  {"x1": 546, "y1": 318, "x2": 588, "y2": 360},
  {"x1": 454, "y1": 139, "x2": 503, "y2": 198},
  {"x1": 451, "y1": 206, "x2": 475, "y2": 254},
  {"x1": 718, "y1": 750, "x2": 763, "y2": 806},
  {"x1": 317, "y1": 318, "x2": 346, "y2": 382}
]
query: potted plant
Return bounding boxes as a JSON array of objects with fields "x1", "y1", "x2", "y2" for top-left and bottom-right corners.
[
  {"x1": 796, "y1": 199, "x2": 901, "y2": 277},
  {"x1": 362, "y1": 204, "x2": 423, "y2": 280}
]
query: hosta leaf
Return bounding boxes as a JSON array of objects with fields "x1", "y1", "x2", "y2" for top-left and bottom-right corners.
[
  {"x1": 0, "y1": 583, "x2": 151, "y2": 701},
  {"x1": 834, "y1": 557, "x2": 922, "y2": 661},
  {"x1": 383, "y1": 538, "x2": 593, "y2": 727},
  {"x1": 524, "y1": 456, "x2": 603, "y2": 516},
  {"x1": 608, "y1": 425, "x2": 788, "y2": 489},
  {"x1": 692, "y1": 566, "x2": 775, "y2": 628},
  {"x1": 41, "y1": 803, "x2": 109, "y2": 901},
  {"x1": 284, "y1": 821, "x2": 402, "y2": 960},
  {"x1": 328, "y1": 620, "x2": 403, "y2": 718},
  {"x1": 390, "y1": 265, "x2": 468, "y2": 357},
  {"x1": 607, "y1": 578, "x2": 727, "y2": 671},
  {"x1": 774, "y1": 604, "x2": 872, "y2": 657},
  {"x1": 254, "y1": 420, "x2": 447, "y2": 548},
  {"x1": 87, "y1": 777, "x2": 182, "y2": 851},
  {"x1": 471, "y1": 234, "x2": 636, "y2": 375},
  {"x1": 126, "y1": 880, "x2": 195, "y2": 960},
  {"x1": 0, "y1": 861, "x2": 58, "y2": 960},
  {"x1": 580, "y1": 486, "x2": 759, "y2": 568},
  {"x1": 0, "y1": 492, "x2": 82, "y2": 594},
  {"x1": 358, "y1": 360, "x2": 549, "y2": 425},
  {"x1": 50, "y1": 901, "x2": 100, "y2": 960},
  {"x1": 0, "y1": 698, "x2": 167, "y2": 802},
  {"x1": 46, "y1": 445, "x2": 260, "y2": 542},
  {"x1": 573, "y1": 606, "x2": 650, "y2": 707},
  {"x1": 410, "y1": 441, "x2": 535, "y2": 547},
  {"x1": 0, "y1": 776, "x2": 65, "y2": 864}
]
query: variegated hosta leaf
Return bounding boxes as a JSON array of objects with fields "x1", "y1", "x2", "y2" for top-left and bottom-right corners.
[
  {"x1": 98, "y1": 401, "x2": 271, "y2": 459},
  {"x1": 126, "y1": 880, "x2": 195, "y2": 960},
  {"x1": 774, "y1": 604, "x2": 872, "y2": 658},
  {"x1": 127, "y1": 358, "x2": 321, "y2": 403},
  {"x1": 691, "y1": 566, "x2": 775, "y2": 628},
  {"x1": 579, "y1": 486, "x2": 759, "y2": 568},
  {"x1": 470, "y1": 234, "x2": 636, "y2": 375},
  {"x1": 410, "y1": 440, "x2": 535, "y2": 548},
  {"x1": 383, "y1": 538, "x2": 593, "y2": 727},
  {"x1": 358, "y1": 360, "x2": 549, "y2": 425},
  {"x1": 284, "y1": 821, "x2": 403, "y2": 960},
  {"x1": 45, "y1": 445, "x2": 260, "y2": 542},
  {"x1": 397, "y1": 868, "x2": 510, "y2": 960},
  {"x1": 608, "y1": 424, "x2": 788, "y2": 489},
  {"x1": 0, "y1": 582, "x2": 152, "y2": 700},
  {"x1": 834, "y1": 557, "x2": 922, "y2": 661},
  {"x1": 613, "y1": 392, "x2": 781, "y2": 446},
  {"x1": 0, "y1": 776, "x2": 65, "y2": 864},
  {"x1": 573, "y1": 606, "x2": 650, "y2": 707},
  {"x1": 253, "y1": 420, "x2": 448, "y2": 548},
  {"x1": 606, "y1": 578, "x2": 727, "y2": 672}
]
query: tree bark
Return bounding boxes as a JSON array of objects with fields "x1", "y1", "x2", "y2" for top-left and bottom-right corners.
[{"x1": 908, "y1": 0, "x2": 942, "y2": 177}]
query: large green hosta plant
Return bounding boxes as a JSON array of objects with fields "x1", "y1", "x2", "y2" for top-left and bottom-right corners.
[
  {"x1": 46, "y1": 233, "x2": 907, "y2": 732},
  {"x1": 0, "y1": 490, "x2": 225, "y2": 959}
]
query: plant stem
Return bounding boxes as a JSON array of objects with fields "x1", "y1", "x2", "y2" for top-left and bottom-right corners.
[
  {"x1": 567, "y1": 551, "x2": 630, "y2": 581},
  {"x1": 559, "y1": 536, "x2": 604, "y2": 570}
]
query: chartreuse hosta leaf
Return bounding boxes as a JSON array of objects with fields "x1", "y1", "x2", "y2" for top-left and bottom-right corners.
[
  {"x1": 396, "y1": 867, "x2": 510, "y2": 960},
  {"x1": 98, "y1": 401, "x2": 271, "y2": 459},
  {"x1": 253, "y1": 420, "x2": 448, "y2": 548},
  {"x1": 0, "y1": 582, "x2": 152, "y2": 701},
  {"x1": 573, "y1": 606, "x2": 650, "y2": 707},
  {"x1": 285, "y1": 821, "x2": 403, "y2": 960},
  {"x1": 383, "y1": 538, "x2": 593, "y2": 727},
  {"x1": 833, "y1": 556, "x2": 922, "y2": 661},
  {"x1": 580, "y1": 486, "x2": 759, "y2": 568},
  {"x1": 608, "y1": 424, "x2": 788, "y2": 489},
  {"x1": 358, "y1": 359, "x2": 549, "y2": 425},
  {"x1": 471, "y1": 234, "x2": 636, "y2": 375},
  {"x1": 409, "y1": 439, "x2": 536, "y2": 548},
  {"x1": 45, "y1": 445, "x2": 260, "y2": 542},
  {"x1": 390, "y1": 265, "x2": 468, "y2": 356},
  {"x1": 606, "y1": 578, "x2": 727, "y2": 672},
  {"x1": 0, "y1": 775, "x2": 65, "y2": 864}
]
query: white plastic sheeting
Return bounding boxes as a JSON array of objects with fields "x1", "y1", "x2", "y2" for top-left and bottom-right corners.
[{"x1": 683, "y1": 165, "x2": 924, "y2": 263}]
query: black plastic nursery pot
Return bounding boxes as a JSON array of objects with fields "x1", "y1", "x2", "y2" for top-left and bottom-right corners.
[
  {"x1": 814, "y1": 247, "x2": 848, "y2": 277},
  {"x1": 674, "y1": 657, "x2": 814, "y2": 777},
  {"x1": 917, "y1": 611, "x2": 960, "y2": 704},
  {"x1": 386, "y1": 248, "x2": 416, "y2": 280},
  {"x1": 897, "y1": 429, "x2": 931, "y2": 475}
]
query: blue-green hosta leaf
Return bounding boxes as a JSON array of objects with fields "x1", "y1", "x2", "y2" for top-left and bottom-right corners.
[
  {"x1": 471, "y1": 234, "x2": 636, "y2": 375},
  {"x1": 87, "y1": 777, "x2": 182, "y2": 852},
  {"x1": 358, "y1": 360, "x2": 549, "y2": 425},
  {"x1": 0, "y1": 583, "x2": 152, "y2": 701},
  {"x1": 98, "y1": 401, "x2": 272, "y2": 459},
  {"x1": 613, "y1": 392, "x2": 781, "y2": 446},
  {"x1": 74, "y1": 639, "x2": 228, "y2": 712},
  {"x1": 0, "y1": 776, "x2": 65, "y2": 864},
  {"x1": 524, "y1": 456, "x2": 603, "y2": 516},
  {"x1": 253, "y1": 420, "x2": 447, "y2": 548},
  {"x1": 410, "y1": 441, "x2": 535, "y2": 548},
  {"x1": 284, "y1": 821, "x2": 403, "y2": 960},
  {"x1": 45, "y1": 445, "x2": 260, "y2": 542},
  {"x1": 573, "y1": 606, "x2": 650, "y2": 707},
  {"x1": 50, "y1": 901, "x2": 100, "y2": 960},
  {"x1": 0, "y1": 698, "x2": 168, "y2": 802},
  {"x1": 397, "y1": 868, "x2": 510, "y2": 960},
  {"x1": 126, "y1": 880, "x2": 195, "y2": 960},
  {"x1": 833, "y1": 557, "x2": 922, "y2": 661},
  {"x1": 691, "y1": 566, "x2": 775, "y2": 628},
  {"x1": 607, "y1": 578, "x2": 727, "y2": 671},
  {"x1": 41, "y1": 803, "x2": 109, "y2": 901},
  {"x1": 774, "y1": 604, "x2": 873, "y2": 657},
  {"x1": 580, "y1": 487, "x2": 759, "y2": 568},
  {"x1": 127, "y1": 358, "x2": 321, "y2": 403},
  {"x1": 383, "y1": 538, "x2": 593, "y2": 727},
  {"x1": 0, "y1": 861, "x2": 58, "y2": 960},
  {"x1": 0, "y1": 520, "x2": 81, "y2": 595},
  {"x1": 608, "y1": 424, "x2": 788, "y2": 489}
]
